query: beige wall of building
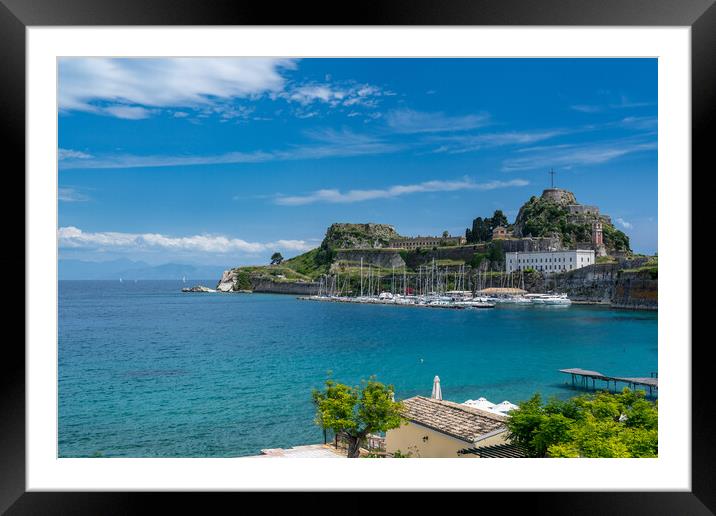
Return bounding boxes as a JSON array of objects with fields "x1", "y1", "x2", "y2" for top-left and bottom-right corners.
[{"x1": 385, "y1": 421, "x2": 508, "y2": 458}]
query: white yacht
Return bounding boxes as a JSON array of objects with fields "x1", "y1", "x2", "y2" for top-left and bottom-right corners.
[{"x1": 526, "y1": 293, "x2": 572, "y2": 305}]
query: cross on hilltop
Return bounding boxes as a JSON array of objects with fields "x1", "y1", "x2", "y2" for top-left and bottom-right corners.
[{"x1": 549, "y1": 168, "x2": 556, "y2": 188}]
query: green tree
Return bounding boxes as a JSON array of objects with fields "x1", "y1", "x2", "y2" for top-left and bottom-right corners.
[
  {"x1": 270, "y1": 252, "x2": 284, "y2": 265},
  {"x1": 469, "y1": 217, "x2": 489, "y2": 243},
  {"x1": 507, "y1": 389, "x2": 658, "y2": 458},
  {"x1": 442, "y1": 230, "x2": 450, "y2": 238},
  {"x1": 487, "y1": 240, "x2": 505, "y2": 265},
  {"x1": 312, "y1": 376, "x2": 405, "y2": 458},
  {"x1": 490, "y1": 209, "x2": 508, "y2": 231}
]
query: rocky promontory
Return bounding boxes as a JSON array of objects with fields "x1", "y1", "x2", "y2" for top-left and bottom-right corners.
[{"x1": 181, "y1": 285, "x2": 216, "y2": 293}]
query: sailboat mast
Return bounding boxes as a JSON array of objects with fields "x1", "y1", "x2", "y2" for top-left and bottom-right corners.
[{"x1": 360, "y1": 258, "x2": 364, "y2": 297}]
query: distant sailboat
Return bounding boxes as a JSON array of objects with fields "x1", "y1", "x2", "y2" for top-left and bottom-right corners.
[
  {"x1": 182, "y1": 276, "x2": 186, "y2": 283},
  {"x1": 119, "y1": 278, "x2": 123, "y2": 283}
]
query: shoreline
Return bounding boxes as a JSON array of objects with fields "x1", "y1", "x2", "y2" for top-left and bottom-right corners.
[{"x1": 223, "y1": 289, "x2": 658, "y2": 312}]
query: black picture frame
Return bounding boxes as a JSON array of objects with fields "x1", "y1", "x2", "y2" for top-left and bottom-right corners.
[{"x1": 3, "y1": 0, "x2": 710, "y2": 512}]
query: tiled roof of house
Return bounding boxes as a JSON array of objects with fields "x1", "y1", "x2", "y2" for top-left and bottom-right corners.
[
  {"x1": 458, "y1": 442, "x2": 527, "y2": 458},
  {"x1": 400, "y1": 396, "x2": 508, "y2": 443}
]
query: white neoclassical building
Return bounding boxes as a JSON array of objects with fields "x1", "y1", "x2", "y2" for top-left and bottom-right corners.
[{"x1": 505, "y1": 249, "x2": 595, "y2": 275}]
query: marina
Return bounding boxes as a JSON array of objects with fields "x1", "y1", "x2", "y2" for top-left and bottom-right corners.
[{"x1": 299, "y1": 258, "x2": 572, "y2": 309}]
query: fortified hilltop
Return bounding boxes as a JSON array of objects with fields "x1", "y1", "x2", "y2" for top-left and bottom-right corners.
[
  {"x1": 512, "y1": 187, "x2": 627, "y2": 256},
  {"x1": 539, "y1": 187, "x2": 577, "y2": 205}
]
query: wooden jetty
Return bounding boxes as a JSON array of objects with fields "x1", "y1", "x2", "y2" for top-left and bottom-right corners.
[{"x1": 560, "y1": 368, "x2": 658, "y2": 395}]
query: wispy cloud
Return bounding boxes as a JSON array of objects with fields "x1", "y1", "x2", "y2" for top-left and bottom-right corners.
[
  {"x1": 429, "y1": 130, "x2": 566, "y2": 154},
  {"x1": 274, "y1": 177, "x2": 529, "y2": 206},
  {"x1": 59, "y1": 57, "x2": 297, "y2": 118},
  {"x1": 616, "y1": 217, "x2": 634, "y2": 229},
  {"x1": 386, "y1": 109, "x2": 490, "y2": 134},
  {"x1": 570, "y1": 104, "x2": 603, "y2": 113},
  {"x1": 58, "y1": 148, "x2": 92, "y2": 160},
  {"x1": 58, "y1": 187, "x2": 90, "y2": 202},
  {"x1": 101, "y1": 105, "x2": 156, "y2": 120},
  {"x1": 58, "y1": 129, "x2": 403, "y2": 170},
  {"x1": 58, "y1": 226, "x2": 315, "y2": 254},
  {"x1": 502, "y1": 140, "x2": 657, "y2": 172},
  {"x1": 283, "y1": 83, "x2": 383, "y2": 108},
  {"x1": 619, "y1": 116, "x2": 658, "y2": 131},
  {"x1": 570, "y1": 95, "x2": 654, "y2": 114}
]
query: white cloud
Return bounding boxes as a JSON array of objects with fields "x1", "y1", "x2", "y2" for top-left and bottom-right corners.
[
  {"x1": 284, "y1": 82, "x2": 383, "y2": 109},
  {"x1": 58, "y1": 226, "x2": 314, "y2": 254},
  {"x1": 502, "y1": 140, "x2": 657, "y2": 171},
  {"x1": 102, "y1": 105, "x2": 155, "y2": 120},
  {"x1": 59, "y1": 57, "x2": 296, "y2": 118},
  {"x1": 274, "y1": 178, "x2": 529, "y2": 206},
  {"x1": 288, "y1": 85, "x2": 343, "y2": 105},
  {"x1": 386, "y1": 109, "x2": 490, "y2": 133},
  {"x1": 616, "y1": 217, "x2": 634, "y2": 229},
  {"x1": 58, "y1": 188, "x2": 90, "y2": 202},
  {"x1": 58, "y1": 148, "x2": 92, "y2": 160},
  {"x1": 429, "y1": 130, "x2": 565, "y2": 154}
]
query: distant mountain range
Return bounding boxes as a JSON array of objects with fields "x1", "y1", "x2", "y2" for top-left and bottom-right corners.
[{"x1": 58, "y1": 259, "x2": 227, "y2": 281}]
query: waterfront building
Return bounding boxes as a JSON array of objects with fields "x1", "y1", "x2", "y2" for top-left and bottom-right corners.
[
  {"x1": 387, "y1": 235, "x2": 466, "y2": 249},
  {"x1": 385, "y1": 396, "x2": 510, "y2": 458},
  {"x1": 505, "y1": 249, "x2": 595, "y2": 275}
]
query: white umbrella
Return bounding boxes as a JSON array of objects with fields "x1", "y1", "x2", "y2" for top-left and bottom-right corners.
[
  {"x1": 492, "y1": 400, "x2": 519, "y2": 414},
  {"x1": 463, "y1": 397, "x2": 495, "y2": 411},
  {"x1": 431, "y1": 375, "x2": 442, "y2": 400}
]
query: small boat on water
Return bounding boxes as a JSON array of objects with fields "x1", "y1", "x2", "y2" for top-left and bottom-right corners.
[{"x1": 525, "y1": 293, "x2": 572, "y2": 305}]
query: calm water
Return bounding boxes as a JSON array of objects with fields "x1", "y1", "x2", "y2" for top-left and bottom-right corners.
[{"x1": 58, "y1": 280, "x2": 658, "y2": 457}]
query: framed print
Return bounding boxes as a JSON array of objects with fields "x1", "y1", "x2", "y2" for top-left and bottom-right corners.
[{"x1": 4, "y1": 0, "x2": 712, "y2": 512}]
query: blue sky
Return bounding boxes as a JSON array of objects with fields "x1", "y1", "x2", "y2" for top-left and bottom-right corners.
[{"x1": 58, "y1": 58, "x2": 657, "y2": 268}]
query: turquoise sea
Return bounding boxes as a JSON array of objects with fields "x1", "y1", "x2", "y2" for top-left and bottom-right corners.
[{"x1": 58, "y1": 280, "x2": 658, "y2": 457}]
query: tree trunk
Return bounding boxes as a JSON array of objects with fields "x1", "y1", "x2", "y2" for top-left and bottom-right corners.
[{"x1": 346, "y1": 435, "x2": 362, "y2": 458}]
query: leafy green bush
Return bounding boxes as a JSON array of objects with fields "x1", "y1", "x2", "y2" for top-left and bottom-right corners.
[
  {"x1": 507, "y1": 389, "x2": 658, "y2": 458},
  {"x1": 234, "y1": 270, "x2": 252, "y2": 290},
  {"x1": 602, "y1": 224, "x2": 630, "y2": 252},
  {"x1": 469, "y1": 252, "x2": 487, "y2": 269}
]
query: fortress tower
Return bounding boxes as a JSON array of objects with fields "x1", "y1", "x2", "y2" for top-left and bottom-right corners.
[
  {"x1": 592, "y1": 220, "x2": 607, "y2": 256},
  {"x1": 540, "y1": 169, "x2": 578, "y2": 205},
  {"x1": 592, "y1": 220, "x2": 603, "y2": 246}
]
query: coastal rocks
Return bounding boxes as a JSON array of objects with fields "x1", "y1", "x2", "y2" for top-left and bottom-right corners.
[
  {"x1": 611, "y1": 271, "x2": 658, "y2": 310},
  {"x1": 181, "y1": 285, "x2": 216, "y2": 293},
  {"x1": 215, "y1": 268, "x2": 319, "y2": 295},
  {"x1": 216, "y1": 269, "x2": 237, "y2": 292},
  {"x1": 526, "y1": 257, "x2": 657, "y2": 310}
]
